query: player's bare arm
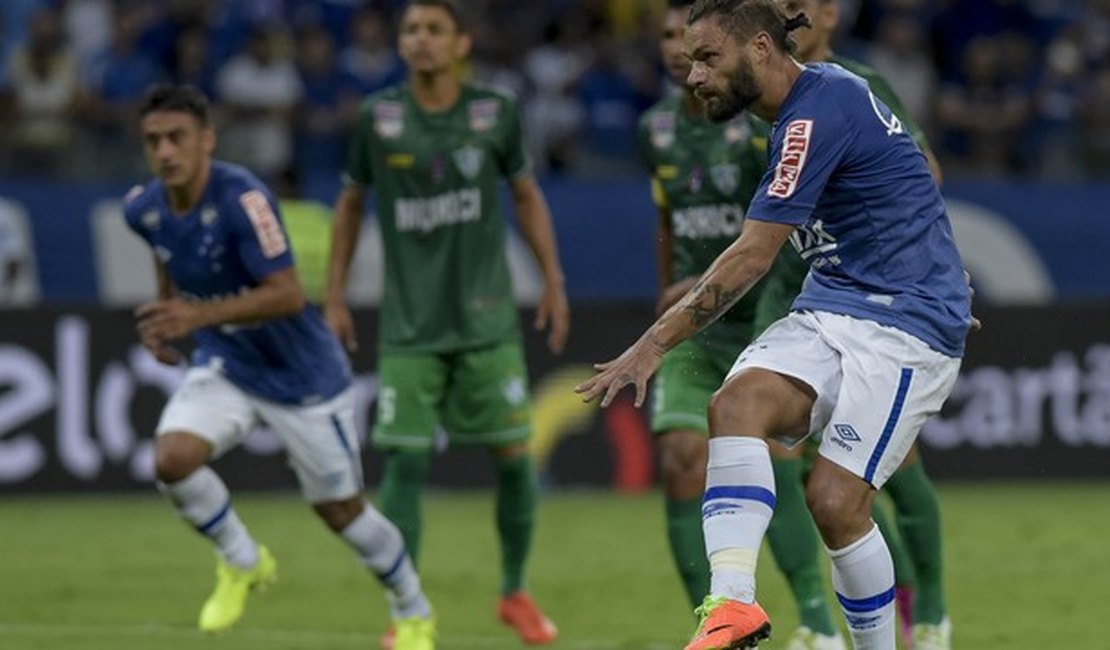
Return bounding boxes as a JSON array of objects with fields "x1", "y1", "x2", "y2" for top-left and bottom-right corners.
[
  {"x1": 137, "y1": 267, "x2": 305, "y2": 343},
  {"x1": 509, "y1": 175, "x2": 570, "y2": 354},
  {"x1": 576, "y1": 219, "x2": 794, "y2": 408},
  {"x1": 139, "y1": 256, "x2": 184, "y2": 365},
  {"x1": 324, "y1": 183, "x2": 366, "y2": 352}
]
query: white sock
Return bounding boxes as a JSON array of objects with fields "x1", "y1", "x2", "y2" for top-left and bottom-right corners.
[
  {"x1": 340, "y1": 504, "x2": 431, "y2": 620},
  {"x1": 161, "y1": 466, "x2": 258, "y2": 568},
  {"x1": 703, "y1": 437, "x2": 776, "y2": 603},
  {"x1": 827, "y1": 524, "x2": 896, "y2": 650}
]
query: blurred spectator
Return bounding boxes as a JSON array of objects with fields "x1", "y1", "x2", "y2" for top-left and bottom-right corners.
[
  {"x1": 294, "y1": 23, "x2": 357, "y2": 177},
  {"x1": 215, "y1": 24, "x2": 303, "y2": 180},
  {"x1": 62, "y1": 0, "x2": 112, "y2": 74},
  {"x1": 339, "y1": 6, "x2": 405, "y2": 97},
  {"x1": 575, "y1": 37, "x2": 656, "y2": 175},
  {"x1": 866, "y1": 11, "x2": 936, "y2": 132},
  {"x1": 0, "y1": 0, "x2": 51, "y2": 87},
  {"x1": 78, "y1": 3, "x2": 165, "y2": 177},
  {"x1": 172, "y1": 26, "x2": 217, "y2": 98},
  {"x1": 2, "y1": 7, "x2": 79, "y2": 176},
  {"x1": 936, "y1": 36, "x2": 1032, "y2": 176},
  {"x1": 1031, "y1": 25, "x2": 1085, "y2": 179},
  {"x1": 523, "y1": 12, "x2": 592, "y2": 172},
  {"x1": 1080, "y1": 64, "x2": 1110, "y2": 176}
]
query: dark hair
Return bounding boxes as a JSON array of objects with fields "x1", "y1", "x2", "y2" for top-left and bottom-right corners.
[
  {"x1": 688, "y1": 0, "x2": 809, "y2": 54},
  {"x1": 403, "y1": 0, "x2": 467, "y2": 32},
  {"x1": 139, "y1": 84, "x2": 210, "y2": 124},
  {"x1": 667, "y1": 0, "x2": 695, "y2": 8}
]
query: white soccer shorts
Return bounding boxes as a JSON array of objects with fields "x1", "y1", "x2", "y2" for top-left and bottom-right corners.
[
  {"x1": 157, "y1": 366, "x2": 364, "y2": 502},
  {"x1": 726, "y1": 310, "x2": 961, "y2": 488}
]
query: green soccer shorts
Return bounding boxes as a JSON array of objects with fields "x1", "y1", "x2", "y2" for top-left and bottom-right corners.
[
  {"x1": 650, "y1": 339, "x2": 739, "y2": 435},
  {"x1": 372, "y1": 340, "x2": 532, "y2": 450}
]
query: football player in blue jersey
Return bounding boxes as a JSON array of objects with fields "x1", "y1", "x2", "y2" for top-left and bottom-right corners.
[
  {"x1": 576, "y1": 2, "x2": 973, "y2": 648},
  {"x1": 124, "y1": 84, "x2": 435, "y2": 650}
]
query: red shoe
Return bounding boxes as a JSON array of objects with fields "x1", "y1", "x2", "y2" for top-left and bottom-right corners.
[
  {"x1": 684, "y1": 596, "x2": 772, "y2": 650},
  {"x1": 895, "y1": 586, "x2": 915, "y2": 649},
  {"x1": 380, "y1": 624, "x2": 395, "y2": 650},
  {"x1": 497, "y1": 591, "x2": 558, "y2": 645}
]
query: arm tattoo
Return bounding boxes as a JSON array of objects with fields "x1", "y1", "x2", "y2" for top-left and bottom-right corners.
[{"x1": 683, "y1": 282, "x2": 745, "y2": 328}]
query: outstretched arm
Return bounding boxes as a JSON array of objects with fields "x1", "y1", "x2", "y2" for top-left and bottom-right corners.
[
  {"x1": 510, "y1": 175, "x2": 570, "y2": 354},
  {"x1": 576, "y1": 219, "x2": 794, "y2": 407}
]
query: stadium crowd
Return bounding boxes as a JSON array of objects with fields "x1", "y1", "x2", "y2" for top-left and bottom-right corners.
[{"x1": 0, "y1": 0, "x2": 1107, "y2": 183}]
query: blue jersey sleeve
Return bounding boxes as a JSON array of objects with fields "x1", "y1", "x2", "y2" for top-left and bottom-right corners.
[
  {"x1": 227, "y1": 188, "x2": 295, "y2": 282},
  {"x1": 748, "y1": 103, "x2": 853, "y2": 226}
]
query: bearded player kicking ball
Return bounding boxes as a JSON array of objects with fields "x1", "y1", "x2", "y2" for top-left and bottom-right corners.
[{"x1": 577, "y1": 1, "x2": 974, "y2": 649}]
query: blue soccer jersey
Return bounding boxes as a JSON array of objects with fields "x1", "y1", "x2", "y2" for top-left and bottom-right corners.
[
  {"x1": 747, "y1": 63, "x2": 971, "y2": 357},
  {"x1": 124, "y1": 161, "x2": 351, "y2": 405}
]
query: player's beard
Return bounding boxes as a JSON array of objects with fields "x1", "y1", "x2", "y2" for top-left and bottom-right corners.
[{"x1": 705, "y1": 56, "x2": 761, "y2": 122}]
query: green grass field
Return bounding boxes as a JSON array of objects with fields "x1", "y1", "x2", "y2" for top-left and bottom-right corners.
[{"x1": 2, "y1": 482, "x2": 1108, "y2": 649}]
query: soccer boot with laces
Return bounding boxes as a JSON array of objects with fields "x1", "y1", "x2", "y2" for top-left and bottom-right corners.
[
  {"x1": 392, "y1": 615, "x2": 436, "y2": 650},
  {"x1": 784, "y1": 626, "x2": 846, "y2": 650},
  {"x1": 684, "y1": 595, "x2": 772, "y2": 650},
  {"x1": 913, "y1": 617, "x2": 952, "y2": 650},
  {"x1": 497, "y1": 591, "x2": 558, "y2": 644},
  {"x1": 197, "y1": 545, "x2": 278, "y2": 633}
]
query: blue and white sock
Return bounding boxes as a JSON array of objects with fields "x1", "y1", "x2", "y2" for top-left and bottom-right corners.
[
  {"x1": 341, "y1": 504, "x2": 431, "y2": 620},
  {"x1": 703, "y1": 437, "x2": 777, "y2": 604},
  {"x1": 161, "y1": 466, "x2": 258, "y2": 569},
  {"x1": 828, "y1": 524, "x2": 896, "y2": 650}
]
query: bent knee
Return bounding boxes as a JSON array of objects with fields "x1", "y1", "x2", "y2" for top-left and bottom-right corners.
[
  {"x1": 659, "y1": 431, "x2": 707, "y2": 490},
  {"x1": 155, "y1": 432, "x2": 211, "y2": 483},
  {"x1": 313, "y1": 497, "x2": 364, "y2": 532}
]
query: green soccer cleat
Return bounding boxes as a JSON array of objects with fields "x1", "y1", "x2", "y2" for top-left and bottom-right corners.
[
  {"x1": 197, "y1": 545, "x2": 278, "y2": 633},
  {"x1": 913, "y1": 617, "x2": 952, "y2": 650},
  {"x1": 392, "y1": 615, "x2": 436, "y2": 650},
  {"x1": 784, "y1": 626, "x2": 846, "y2": 650}
]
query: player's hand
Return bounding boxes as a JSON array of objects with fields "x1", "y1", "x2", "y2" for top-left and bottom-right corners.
[
  {"x1": 136, "y1": 320, "x2": 184, "y2": 366},
  {"x1": 324, "y1": 300, "x2": 358, "y2": 353},
  {"x1": 574, "y1": 337, "x2": 666, "y2": 408},
  {"x1": 136, "y1": 298, "x2": 206, "y2": 343},
  {"x1": 965, "y1": 268, "x2": 982, "y2": 331},
  {"x1": 535, "y1": 282, "x2": 570, "y2": 355},
  {"x1": 656, "y1": 277, "x2": 699, "y2": 315}
]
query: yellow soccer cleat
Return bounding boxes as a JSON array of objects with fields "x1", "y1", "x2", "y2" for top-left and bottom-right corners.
[
  {"x1": 392, "y1": 615, "x2": 436, "y2": 650},
  {"x1": 197, "y1": 545, "x2": 278, "y2": 633}
]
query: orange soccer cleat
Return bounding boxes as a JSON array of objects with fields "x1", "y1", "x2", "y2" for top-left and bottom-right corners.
[
  {"x1": 684, "y1": 596, "x2": 772, "y2": 650},
  {"x1": 497, "y1": 591, "x2": 558, "y2": 645}
]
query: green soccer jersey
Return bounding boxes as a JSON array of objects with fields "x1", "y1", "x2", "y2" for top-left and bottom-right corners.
[
  {"x1": 346, "y1": 82, "x2": 530, "y2": 353},
  {"x1": 638, "y1": 94, "x2": 770, "y2": 352}
]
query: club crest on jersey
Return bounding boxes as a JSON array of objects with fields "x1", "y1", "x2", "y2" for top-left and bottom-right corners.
[
  {"x1": 768, "y1": 119, "x2": 812, "y2": 199},
  {"x1": 710, "y1": 163, "x2": 740, "y2": 195},
  {"x1": 649, "y1": 111, "x2": 676, "y2": 149},
  {"x1": 723, "y1": 118, "x2": 751, "y2": 143},
  {"x1": 687, "y1": 165, "x2": 703, "y2": 193},
  {"x1": 468, "y1": 99, "x2": 500, "y2": 132},
  {"x1": 141, "y1": 209, "x2": 161, "y2": 231},
  {"x1": 200, "y1": 205, "x2": 218, "y2": 226},
  {"x1": 374, "y1": 101, "x2": 404, "y2": 139},
  {"x1": 453, "y1": 145, "x2": 484, "y2": 180}
]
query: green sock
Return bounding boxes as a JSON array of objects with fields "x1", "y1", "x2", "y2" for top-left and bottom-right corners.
[
  {"x1": 495, "y1": 453, "x2": 537, "y2": 595},
  {"x1": 377, "y1": 450, "x2": 432, "y2": 566},
  {"x1": 885, "y1": 459, "x2": 946, "y2": 624},
  {"x1": 664, "y1": 497, "x2": 710, "y2": 608},
  {"x1": 767, "y1": 458, "x2": 836, "y2": 636},
  {"x1": 871, "y1": 495, "x2": 917, "y2": 588}
]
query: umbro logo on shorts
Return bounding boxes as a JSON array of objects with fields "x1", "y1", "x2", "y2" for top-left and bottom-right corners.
[{"x1": 834, "y1": 423, "x2": 862, "y2": 442}]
